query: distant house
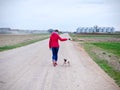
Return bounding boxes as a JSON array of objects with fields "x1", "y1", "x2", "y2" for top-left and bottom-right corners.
[{"x1": 76, "y1": 26, "x2": 115, "y2": 33}]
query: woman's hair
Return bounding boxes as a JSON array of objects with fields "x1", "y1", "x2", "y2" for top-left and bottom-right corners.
[{"x1": 55, "y1": 29, "x2": 59, "y2": 32}]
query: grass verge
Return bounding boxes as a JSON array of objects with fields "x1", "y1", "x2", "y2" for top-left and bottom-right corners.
[
  {"x1": 91, "y1": 42, "x2": 120, "y2": 57},
  {"x1": 0, "y1": 36, "x2": 49, "y2": 51},
  {"x1": 83, "y1": 43, "x2": 120, "y2": 87}
]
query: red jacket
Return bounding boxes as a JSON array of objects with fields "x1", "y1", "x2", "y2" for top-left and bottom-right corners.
[{"x1": 49, "y1": 32, "x2": 67, "y2": 48}]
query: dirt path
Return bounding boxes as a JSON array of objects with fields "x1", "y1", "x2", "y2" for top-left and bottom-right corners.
[{"x1": 0, "y1": 34, "x2": 119, "y2": 90}]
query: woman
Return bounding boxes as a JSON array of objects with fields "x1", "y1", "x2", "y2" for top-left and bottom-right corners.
[{"x1": 49, "y1": 30, "x2": 69, "y2": 67}]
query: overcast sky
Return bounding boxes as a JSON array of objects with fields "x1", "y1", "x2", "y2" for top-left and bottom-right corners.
[{"x1": 0, "y1": 0, "x2": 120, "y2": 31}]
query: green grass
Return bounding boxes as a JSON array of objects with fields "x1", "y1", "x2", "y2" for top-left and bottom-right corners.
[
  {"x1": 83, "y1": 43, "x2": 120, "y2": 87},
  {"x1": 0, "y1": 36, "x2": 49, "y2": 51},
  {"x1": 96, "y1": 59, "x2": 120, "y2": 86},
  {"x1": 91, "y1": 42, "x2": 120, "y2": 57}
]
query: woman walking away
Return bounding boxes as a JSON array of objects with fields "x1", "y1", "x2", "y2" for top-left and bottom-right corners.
[{"x1": 49, "y1": 29, "x2": 69, "y2": 67}]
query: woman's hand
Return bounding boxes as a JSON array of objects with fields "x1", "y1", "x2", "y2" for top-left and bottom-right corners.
[{"x1": 68, "y1": 38, "x2": 71, "y2": 40}]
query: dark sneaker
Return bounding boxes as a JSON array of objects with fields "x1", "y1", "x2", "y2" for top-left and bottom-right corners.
[
  {"x1": 55, "y1": 62, "x2": 58, "y2": 66},
  {"x1": 53, "y1": 62, "x2": 56, "y2": 67}
]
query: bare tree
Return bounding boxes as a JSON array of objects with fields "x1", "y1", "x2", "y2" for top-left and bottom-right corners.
[{"x1": 94, "y1": 25, "x2": 99, "y2": 32}]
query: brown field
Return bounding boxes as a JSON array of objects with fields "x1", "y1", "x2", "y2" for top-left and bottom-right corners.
[
  {"x1": 75, "y1": 34, "x2": 120, "y2": 42},
  {"x1": 0, "y1": 34, "x2": 49, "y2": 47},
  {"x1": 78, "y1": 37, "x2": 120, "y2": 42}
]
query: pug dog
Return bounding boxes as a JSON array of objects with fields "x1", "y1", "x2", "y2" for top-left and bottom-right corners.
[{"x1": 63, "y1": 59, "x2": 70, "y2": 66}]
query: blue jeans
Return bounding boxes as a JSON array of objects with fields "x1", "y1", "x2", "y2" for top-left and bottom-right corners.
[{"x1": 51, "y1": 47, "x2": 59, "y2": 61}]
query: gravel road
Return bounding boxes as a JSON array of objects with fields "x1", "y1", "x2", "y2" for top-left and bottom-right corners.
[{"x1": 0, "y1": 34, "x2": 119, "y2": 90}]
